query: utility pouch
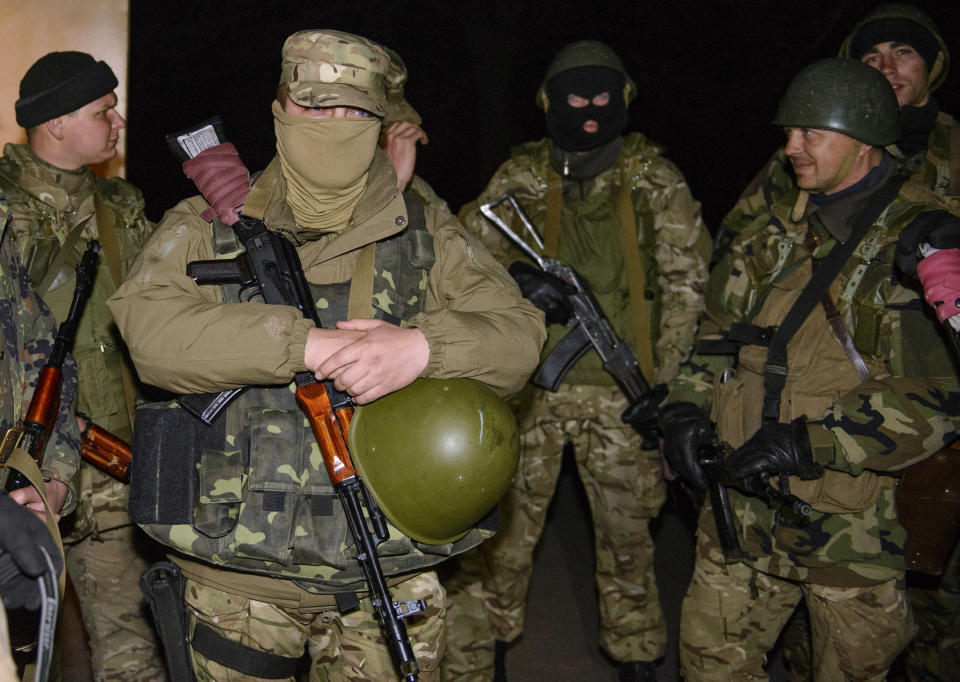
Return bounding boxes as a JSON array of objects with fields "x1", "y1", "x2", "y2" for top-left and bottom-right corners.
[
  {"x1": 130, "y1": 402, "x2": 226, "y2": 526},
  {"x1": 140, "y1": 561, "x2": 196, "y2": 682}
]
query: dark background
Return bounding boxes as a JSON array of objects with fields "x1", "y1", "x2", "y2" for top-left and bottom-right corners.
[{"x1": 127, "y1": 0, "x2": 960, "y2": 230}]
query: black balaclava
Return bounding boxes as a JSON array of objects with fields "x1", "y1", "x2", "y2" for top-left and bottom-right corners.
[{"x1": 545, "y1": 66, "x2": 627, "y2": 152}]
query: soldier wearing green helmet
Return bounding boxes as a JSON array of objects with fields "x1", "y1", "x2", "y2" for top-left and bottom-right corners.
[
  {"x1": 445, "y1": 39, "x2": 710, "y2": 681},
  {"x1": 659, "y1": 57, "x2": 960, "y2": 680},
  {"x1": 716, "y1": 3, "x2": 959, "y2": 259},
  {"x1": 108, "y1": 28, "x2": 544, "y2": 681}
]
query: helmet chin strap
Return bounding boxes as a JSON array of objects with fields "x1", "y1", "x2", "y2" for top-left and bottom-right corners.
[{"x1": 825, "y1": 140, "x2": 864, "y2": 193}]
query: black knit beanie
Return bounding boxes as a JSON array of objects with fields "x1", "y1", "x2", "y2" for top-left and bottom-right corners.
[
  {"x1": 848, "y1": 18, "x2": 940, "y2": 70},
  {"x1": 15, "y1": 51, "x2": 118, "y2": 128}
]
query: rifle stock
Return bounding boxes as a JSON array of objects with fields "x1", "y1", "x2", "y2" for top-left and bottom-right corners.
[{"x1": 81, "y1": 424, "x2": 132, "y2": 482}]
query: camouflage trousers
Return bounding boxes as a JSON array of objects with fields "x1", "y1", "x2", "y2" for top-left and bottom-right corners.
[
  {"x1": 184, "y1": 568, "x2": 445, "y2": 681},
  {"x1": 680, "y1": 531, "x2": 916, "y2": 681},
  {"x1": 442, "y1": 384, "x2": 667, "y2": 677},
  {"x1": 65, "y1": 523, "x2": 166, "y2": 681}
]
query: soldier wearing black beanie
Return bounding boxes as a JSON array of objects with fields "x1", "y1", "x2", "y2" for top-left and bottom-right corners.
[{"x1": 15, "y1": 51, "x2": 118, "y2": 128}]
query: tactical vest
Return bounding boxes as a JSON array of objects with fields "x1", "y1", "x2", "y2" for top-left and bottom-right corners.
[
  {"x1": 0, "y1": 155, "x2": 145, "y2": 442},
  {"x1": 131, "y1": 191, "x2": 495, "y2": 592},
  {"x1": 703, "y1": 187, "x2": 958, "y2": 585}
]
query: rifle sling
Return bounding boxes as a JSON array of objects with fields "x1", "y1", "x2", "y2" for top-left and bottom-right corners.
[{"x1": 760, "y1": 174, "x2": 905, "y2": 422}]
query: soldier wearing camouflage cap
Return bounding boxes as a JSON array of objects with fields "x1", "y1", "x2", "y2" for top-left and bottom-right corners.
[
  {"x1": 108, "y1": 29, "x2": 544, "y2": 681},
  {"x1": 0, "y1": 50, "x2": 162, "y2": 680},
  {"x1": 445, "y1": 39, "x2": 710, "y2": 681},
  {"x1": 659, "y1": 57, "x2": 960, "y2": 680}
]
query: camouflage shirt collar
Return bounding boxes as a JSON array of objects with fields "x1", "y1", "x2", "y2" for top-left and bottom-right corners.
[{"x1": 2, "y1": 143, "x2": 95, "y2": 213}]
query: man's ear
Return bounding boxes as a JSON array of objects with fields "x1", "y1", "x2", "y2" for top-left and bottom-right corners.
[
  {"x1": 541, "y1": 93, "x2": 550, "y2": 112},
  {"x1": 43, "y1": 116, "x2": 66, "y2": 141}
]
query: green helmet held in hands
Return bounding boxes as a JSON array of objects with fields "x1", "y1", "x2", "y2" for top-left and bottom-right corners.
[
  {"x1": 348, "y1": 378, "x2": 520, "y2": 545},
  {"x1": 773, "y1": 58, "x2": 901, "y2": 147},
  {"x1": 535, "y1": 39, "x2": 637, "y2": 111},
  {"x1": 838, "y1": 3, "x2": 950, "y2": 93}
]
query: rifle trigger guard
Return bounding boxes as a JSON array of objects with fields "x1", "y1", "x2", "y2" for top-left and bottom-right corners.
[{"x1": 394, "y1": 599, "x2": 428, "y2": 620}]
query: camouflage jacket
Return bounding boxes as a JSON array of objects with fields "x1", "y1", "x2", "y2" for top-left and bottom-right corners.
[
  {"x1": 108, "y1": 149, "x2": 544, "y2": 590},
  {"x1": 0, "y1": 143, "x2": 152, "y2": 536},
  {"x1": 716, "y1": 110, "x2": 960, "y2": 256},
  {"x1": 1, "y1": 206, "x2": 80, "y2": 512},
  {"x1": 671, "y1": 167, "x2": 960, "y2": 587},
  {"x1": 461, "y1": 134, "x2": 710, "y2": 387}
]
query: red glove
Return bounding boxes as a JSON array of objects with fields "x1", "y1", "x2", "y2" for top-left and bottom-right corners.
[
  {"x1": 182, "y1": 142, "x2": 250, "y2": 225},
  {"x1": 916, "y1": 248, "x2": 960, "y2": 324}
]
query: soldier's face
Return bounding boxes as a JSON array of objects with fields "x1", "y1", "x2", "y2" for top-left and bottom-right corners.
[
  {"x1": 784, "y1": 127, "x2": 865, "y2": 194},
  {"x1": 60, "y1": 92, "x2": 125, "y2": 167},
  {"x1": 861, "y1": 41, "x2": 930, "y2": 108},
  {"x1": 282, "y1": 96, "x2": 374, "y2": 120}
]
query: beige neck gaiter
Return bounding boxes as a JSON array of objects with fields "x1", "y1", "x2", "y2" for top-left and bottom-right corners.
[{"x1": 273, "y1": 100, "x2": 381, "y2": 236}]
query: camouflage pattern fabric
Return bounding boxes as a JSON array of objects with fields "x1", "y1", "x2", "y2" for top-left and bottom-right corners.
[
  {"x1": 668, "y1": 166, "x2": 960, "y2": 677},
  {"x1": 280, "y1": 30, "x2": 390, "y2": 116},
  {"x1": 481, "y1": 385, "x2": 667, "y2": 661},
  {"x1": 184, "y1": 568, "x2": 445, "y2": 681},
  {"x1": 715, "y1": 112, "x2": 960, "y2": 258},
  {"x1": 680, "y1": 531, "x2": 915, "y2": 680},
  {"x1": 438, "y1": 549, "x2": 495, "y2": 681},
  {"x1": 0, "y1": 143, "x2": 162, "y2": 680},
  {"x1": 443, "y1": 133, "x2": 708, "y2": 675},
  {"x1": 0, "y1": 203, "x2": 80, "y2": 502}
]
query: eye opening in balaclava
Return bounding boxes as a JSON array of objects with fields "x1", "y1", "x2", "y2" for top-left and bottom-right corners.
[{"x1": 545, "y1": 65, "x2": 627, "y2": 152}]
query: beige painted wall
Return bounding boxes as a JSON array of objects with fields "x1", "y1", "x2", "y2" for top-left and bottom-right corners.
[{"x1": 0, "y1": 0, "x2": 129, "y2": 178}]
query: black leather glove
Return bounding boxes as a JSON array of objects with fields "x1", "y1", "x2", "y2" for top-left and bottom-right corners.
[
  {"x1": 896, "y1": 210, "x2": 960, "y2": 275},
  {"x1": 0, "y1": 490, "x2": 63, "y2": 610},
  {"x1": 621, "y1": 384, "x2": 668, "y2": 446},
  {"x1": 508, "y1": 261, "x2": 575, "y2": 325},
  {"x1": 659, "y1": 401, "x2": 715, "y2": 491},
  {"x1": 724, "y1": 418, "x2": 823, "y2": 482}
]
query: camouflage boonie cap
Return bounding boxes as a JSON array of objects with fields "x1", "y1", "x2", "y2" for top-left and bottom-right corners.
[
  {"x1": 280, "y1": 29, "x2": 389, "y2": 116},
  {"x1": 383, "y1": 46, "x2": 421, "y2": 126}
]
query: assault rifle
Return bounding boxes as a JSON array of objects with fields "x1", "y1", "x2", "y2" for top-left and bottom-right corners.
[
  {"x1": 2, "y1": 240, "x2": 100, "y2": 491},
  {"x1": 699, "y1": 435, "x2": 812, "y2": 564},
  {"x1": 171, "y1": 121, "x2": 425, "y2": 681},
  {"x1": 479, "y1": 192, "x2": 665, "y2": 448}
]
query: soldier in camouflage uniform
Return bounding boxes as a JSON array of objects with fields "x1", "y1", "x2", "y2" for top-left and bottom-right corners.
[
  {"x1": 445, "y1": 40, "x2": 710, "y2": 681},
  {"x1": 660, "y1": 58, "x2": 960, "y2": 681},
  {"x1": 716, "y1": 3, "x2": 958, "y2": 258},
  {"x1": 107, "y1": 30, "x2": 544, "y2": 682},
  {"x1": 1, "y1": 203, "x2": 81, "y2": 672},
  {"x1": 0, "y1": 51, "x2": 162, "y2": 680}
]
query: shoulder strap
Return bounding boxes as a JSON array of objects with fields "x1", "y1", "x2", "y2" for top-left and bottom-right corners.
[
  {"x1": 617, "y1": 158, "x2": 655, "y2": 381},
  {"x1": 760, "y1": 174, "x2": 906, "y2": 423}
]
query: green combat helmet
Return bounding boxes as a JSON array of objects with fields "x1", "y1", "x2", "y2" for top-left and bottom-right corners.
[
  {"x1": 773, "y1": 58, "x2": 901, "y2": 147},
  {"x1": 280, "y1": 29, "x2": 390, "y2": 116},
  {"x1": 348, "y1": 378, "x2": 520, "y2": 544},
  {"x1": 383, "y1": 46, "x2": 422, "y2": 126},
  {"x1": 839, "y1": 3, "x2": 950, "y2": 93},
  {"x1": 535, "y1": 39, "x2": 637, "y2": 110}
]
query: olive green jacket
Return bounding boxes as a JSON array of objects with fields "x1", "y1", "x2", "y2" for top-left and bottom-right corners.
[{"x1": 109, "y1": 149, "x2": 544, "y2": 400}]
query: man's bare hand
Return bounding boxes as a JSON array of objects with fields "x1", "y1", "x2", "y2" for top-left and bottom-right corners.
[
  {"x1": 379, "y1": 121, "x2": 428, "y2": 190},
  {"x1": 10, "y1": 479, "x2": 69, "y2": 522},
  {"x1": 304, "y1": 327, "x2": 365, "y2": 373},
  {"x1": 315, "y1": 319, "x2": 429, "y2": 404}
]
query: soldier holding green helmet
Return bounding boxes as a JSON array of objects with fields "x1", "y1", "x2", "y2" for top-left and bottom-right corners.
[
  {"x1": 108, "y1": 29, "x2": 544, "y2": 681},
  {"x1": 660, "y1": 57, "x2": 960, "y2": 680}
]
